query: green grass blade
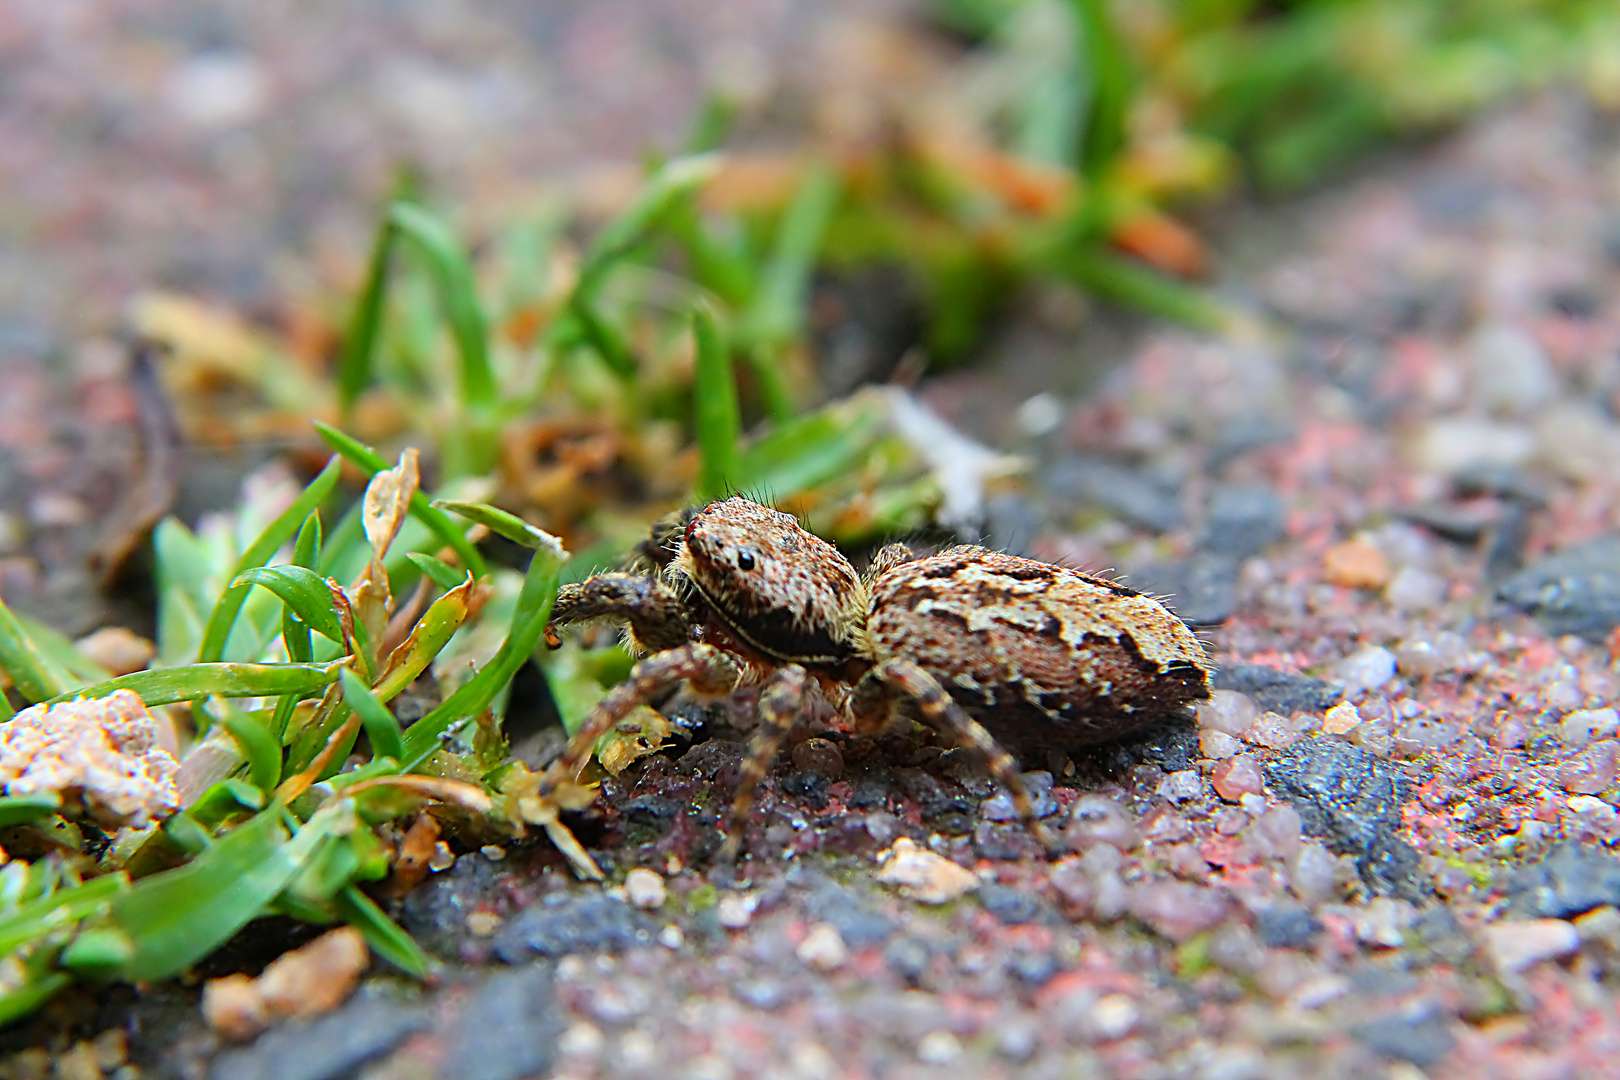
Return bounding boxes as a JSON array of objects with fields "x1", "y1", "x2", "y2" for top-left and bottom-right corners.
[
  {"x1": 221, "y1": 707, "x2": 283, "y2": 795},
  {"x1": 312, "y1": 423, "x2": 487, "y2": 578},
  {"x1": 1052, "y1": 250, "x2": 1226, "y2": 329},
  {"x1": 0, "y1": 874, "x2": 130, "y2": 956},
  {"x1": 0, "y1": 973, "x2": 72, "y2": 1028},
  {"x1": 197, "y1": 458, "x2": 343, "y2": 664},
  {"x1": 0, "y1": 793, "x2": 61, "y2": 827},
  {"x1": 388, "y1": 203, "x2": 494, "y2": 411},
  {"x1": 340, "y1": 669, "x2": 404, "y2": 764},
  {"x1": 232, "y1": 566, "x2": 345, "y2": 644},
  {"x1": 399, "y1": 536, "x2": 566, "y2": 768},
  {"x1": 110, "y1": 809, "x2": 311, "y2": 982},
  {"x1": 692, "y1": 304, "x2": 740, "y2": 501},
  {"x1": 567, "y1": 300, "x2": 638, "y2": 381},
  {"x1": 44, "y1": 661, "x2": 344, "y2": 708},
  {"x1": 432, "y1": 501, "x2": 559, "y2": 551},
  {"x1": 334, "y1": 885, "x2": 430, "y2": 978},
  {"x1": 741, "y1": 165, "x2": 839, "y2": 349},
  {"x1": 337, "y1": 210, "x2": 399, "y2": 416},
  {"x1": 0, "y1": 596, "x2": 72, "y2": 703},
  {"x1": 404, "y1": 552, "x2": 464, "y2": 591},
  {"x1": 574, "y1": 154, "x2": 720, "y2": 300}
]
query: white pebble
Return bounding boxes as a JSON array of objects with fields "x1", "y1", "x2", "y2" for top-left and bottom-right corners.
[
  {"x1": 1198, "y1": 691, "x2": 1260, "y2": 735},
  {"x1": 917, "y1": 1031, "x2": 963, "y2": 1064},
  {"x1": 795, "y1": 923, "x2": 849, "y2": 972},
  {"x1": 1157, "y1": 770, "x2": 1203, "y2": 803},
  {"x1": 1484, "y1": 919, "x2": 1579, "y2": 973},
  {"x1": 624, "y1": 868, "x2": 667, "y2": 910},
  {"x1": 1385, "y1": 567, "x2": 1445, "y2": 612},
  {"x1": 1335, "y1": 646, "x2": 1396, "y2": 695},
  {"x1": 717, "y1": 893, "x2": 757, "y2": 929}
]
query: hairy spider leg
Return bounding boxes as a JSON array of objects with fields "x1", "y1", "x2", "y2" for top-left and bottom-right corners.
[
  {"x1": 720, "y1": 663, "x2": 810, "y2": 863},
  {"x1": 535, "y1": 642, "x2": 743, "y2": 804},
  {"x1": 849, "y1": 657, "x2": 1062, "y2": 855},
  {"x1": 544, "y1": 573, "x2": 693, "y2": 653}
]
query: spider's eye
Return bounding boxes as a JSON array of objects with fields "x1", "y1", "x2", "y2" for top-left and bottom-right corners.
[{"x1": 737, "y1": 549, "x2": 757, "y2": 571}]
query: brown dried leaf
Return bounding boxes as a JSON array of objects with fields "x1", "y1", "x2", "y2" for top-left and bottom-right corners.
[{"x1": 362, "y1": 448, "x2": 420, "y2": 560}]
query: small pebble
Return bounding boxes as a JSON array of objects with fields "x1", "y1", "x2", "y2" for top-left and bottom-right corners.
[
  {"x1": 1336, "y1": 646, "x2": 1396, "y2": 695},
  {"x1": 1248, "y1": 805, "x2": 1303, "y2": 861},
  {"x1": 1354, "y1": 898, "x2": 1414, "y2": 947},
  {"x1": 1322, "y1": 701, "x2": 1361, "y2": 735},
  {"x1": 1066, "y1": 795, "x2": 1142, "y2": 852},
  {"x1": 1198, "y1": 690, "x2": 1259, "y2": 735},
  {"x1": 466, "y1": 910, "x2": 501, "y2": 936},
  {"x1": 624, "y1": 868, "x2": 667, "y2": 910},
  {"x1": 1323, "y1": 540, "x2": 1390, "y2": 589},
  {"x1": 1157, "y1": 770, "x2": 1203, "y2": 803},
  {"x1": 1201, "y1": 729, "x2": 1241, "y2": 759},
  {"x1": 1086, "y1": 994, "x2": 1139, "y2": 1041},
  {"x1": 876, "y1": 838, "x2": 978, "y2": 903},
  {"x1": 1558, "y1": 740, "x2": 1619, "y2": 794},
  {"x1": 73, "y1": 626, "x2": 155, "y2": 676},
  {"x1": 717, "y1": 893, "x2": 757, "y2": 928},
  {"x1": 1126, "y1": 881, "x2": 1228, "y2": 941},
  {"x1": 1385, "y1": 566, "x2": 1446, "y2": 611},
  {"x1": 659, "y1": 925, "x2": 685, "y2": 950},
  {"x1": 916, "y1": 1031, "x2": 963, "y2": 1064},
  {"x1": 1484, "y1": 918, "x2": 1580, "y2": 972},
  {"x1": 1288, "y1": 842, "x2": 1338, "y2": 904},
  {"x1": 1562, "y1": 709, "x2": 1619, "y2": 748},
  {"x1": 1212, "y1": 755, "x2": 1264, "y2": 801},
  {"x1": 790, "y1": 737, "x2": 844, "y2": 778},
  {"x1": 796, "y1": 922, "x2": 849, "y2": 972}
]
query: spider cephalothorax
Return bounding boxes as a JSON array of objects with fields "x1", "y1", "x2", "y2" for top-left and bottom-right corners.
[{"x1": 536, "y1": 496, "x2": 1210, "y2": 877}]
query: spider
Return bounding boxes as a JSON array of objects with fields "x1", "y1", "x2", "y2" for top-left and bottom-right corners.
[{"x1": 534, "y1": 496, "x2": 1210, "y2": 876}]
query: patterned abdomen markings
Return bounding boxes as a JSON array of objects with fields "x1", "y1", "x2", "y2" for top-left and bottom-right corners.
[{"x1": 866, "y1": 547, "x2": 1209, "y2": 751}]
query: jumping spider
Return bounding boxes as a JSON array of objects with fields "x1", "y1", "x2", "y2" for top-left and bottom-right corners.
[{"x1": 536, "y1": 496, "x2": 1210, "y2": 877}]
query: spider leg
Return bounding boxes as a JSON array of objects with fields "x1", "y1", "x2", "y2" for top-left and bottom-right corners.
[
  {"x1": 545, "y1": 573, "x2": 693, "y2": 653},
  {"x1": 536, "y1": 642, "x2": 743, "y2": 803},
  {"x1": 720, "y1": 664, "x2": 810, "y2": 864},
  {"x1": 849, "y1": 657, "x2": 1061, "y2": 855}
]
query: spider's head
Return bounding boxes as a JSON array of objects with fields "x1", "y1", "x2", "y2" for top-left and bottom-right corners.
[{"x1": 672, "y1": 497, "x2": 867, "y2": 665}]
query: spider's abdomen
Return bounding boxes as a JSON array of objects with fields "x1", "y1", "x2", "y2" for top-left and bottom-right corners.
[{"x1": 867, "y1": 546, "x2": 1210, "y2": 750}]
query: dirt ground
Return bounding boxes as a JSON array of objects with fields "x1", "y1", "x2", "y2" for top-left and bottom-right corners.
[{"x1": 4, "y1": 3, "x2": 1620, "y2": 1079}]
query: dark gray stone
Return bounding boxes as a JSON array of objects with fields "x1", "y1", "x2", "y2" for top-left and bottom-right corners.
[
  {"x1": 1507, "y1": 842, "x2": 1620, "y2": 919},
  {"x1": 1352, "y1": 1001, "x2": 1456, "y2": 1068},
  {"x1": 492, "y1": 892, "x2": 656, "y2": 962},
  {"x1": 1264, "y1": 737, "x2": 1428, "y2": 901},
  {"x1": 803, "y1": 880, "x2": 897, "y2": 948},
  {"x1": 1044, "y1": 455, "x2": 1183, "y2": 533},
  {"x1": 441, "y1": 965, "x2": 567, "y2": 1080},
  {"x1": 977, "y1": 883, "x2": 1044, "y2": 925},
  {"x1": 1128, "y1": 553, "x2": 1238, "y2": 627},
  {"x1": 1255, "y1": 903, "x2": 1323, "y2": 949},
  {"x1": 1496, "y1": 536, "x2": 1620, "y2": 642},
  {"x1": 211, "y1": 989, "x2": 429, "y2": 1080},
  {"x1": 1483, "y1": 500, "x2": 1533, "y2": 582},
  {"x1": 1213, "y1": 664, "x2": 1340, "y2": 716},
  {"x1": 1200, "y1": 484, "x2": 1285, "y2": 559},
  {"x1": 396, "y1": 852, "x2": 505, "y2": 957}
]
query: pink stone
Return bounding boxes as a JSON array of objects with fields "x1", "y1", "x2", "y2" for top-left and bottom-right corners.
[
  {"x1": 1198, "y1": 691, "x2": 1259, "y2": 735},
  {"x1": 1248, "y1": 805, "x2": 1303, "y2": 861},
  {"x1": 1066, "y1": 795, "x2": 1142, "y2": 852},
  {"x1": 1559, "y1": 740, "x2": 1620, "y2": 795},
  {"x1": 1212, "y1": 755, "x2": 1264, "y2": 802},
  {"x1": 1200, "y1": 729, "x2": 1241, "y2": 760},
  {"x1": 1126, "y1": 881, "x2": 1229, "y2": 942}
]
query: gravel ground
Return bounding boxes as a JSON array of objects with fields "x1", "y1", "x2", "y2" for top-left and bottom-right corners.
[{"x1": 5, "y1": 4, "x2": 1620, "y2": 1080}]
